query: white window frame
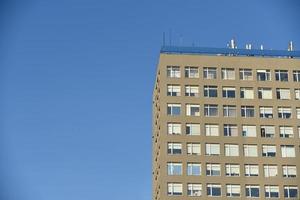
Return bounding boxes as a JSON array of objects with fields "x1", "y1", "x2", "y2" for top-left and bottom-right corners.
[
  {"x1": 187, "y1": 143, "x2": 201, "y2": 155},
  {"x1": 259, "y1": 106, "x2": 273, "y2": 118},
  {"x1": 242, "y1": 125, "x2": 257, "y2": 137},
  {"x1": 205, "y1": 143, "x2": 220, "y2": 156},
  {"x1": 204, "y1": 104, "x2": 218, "y2": 117},
  {"x1": 205, "y1": 124, "x2": 219, "y2": 136},
  {"x1": 224, "y1": 124, "x2": 238, "y2": 137},
  {"x1": 185, "y1": 85, "x2": 199, "y2": 97},
  {"x1": 206, "y1": 163, "x2": 221, "y2": 176},
  {"x1": 240, "y1": 68, "x2": 253, "y2": 80},
  {"x1": 185, "y1": 66, "x2": 199, "y2": 78},
  {"x1": 265, "y1": 185, "x2": 279, "y2": 198},
  {"x1": 186, "y1": 123, "x2": 200, "y2": 135},
  {"x1": 167, "y1": 66, "x2": 180, "y2": 78},
  {"x1": 240, "y1": 87, "x2": 254, "y2": 99},
  {"x1": 257, "y1": 69, "x2": 271, "y2": 81},
  {"x1": 167, "y1": 85, "x2": 181, "y2": 96},
  {"x1": 186, "y1": 104, "x2": 200, "y2": 116},
  {"x1": 223, "y1": 105, "x2": 237, "y2": 117},
  {"x1": 203, "y1": 67, "x2": 217, "y2": 79},
  {"x1": 264, "y1": 165, "x2": 278, "y2": 177},
  {"x1": 281, "y1": 145, "x2": 295, "y2": 157},
  {"x1": 167, "y1": 123, "x2": 181, "y2": 135},
  {"x1": 222, "y1": 68, "x2": 235, "y2": 80},
  {"x1": 258, "y1": 87, "x2": 273, "y2": 99},
  {"x1": 226, "y1": 184, "x2": 241, "y2": 197},
  {"x1": 167, "y1": 162, "x2": 182, "y2": 175},
  {"x1": 245, "y1": 164, "x2": 259, "y2": 176},
  {"x1": 225, "y1": 144, "x2": 239, "y2": 156},
  {"x1": 187, "y1": 183, "x2": 202, "y2": 196},
  {"x1": 187, "y1": 163, "x2": 201, "y2": 176},
  {"x1": 167, "y1": 183, "x2": 183, "y2": 196},
  {"x1": 243, "y1": 145, "x2": 258, "y2": 157},
  {"x1": 225, "y1": 164, "x2": 240, "y2": 176}
]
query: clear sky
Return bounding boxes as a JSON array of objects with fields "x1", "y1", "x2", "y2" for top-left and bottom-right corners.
[{"x1": 0, "y1": 0, "x2": 299, "y2": 200}]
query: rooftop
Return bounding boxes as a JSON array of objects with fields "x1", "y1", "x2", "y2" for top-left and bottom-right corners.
[{"x1": 160, "y1": 46, "x2": 300, "y2": 59}]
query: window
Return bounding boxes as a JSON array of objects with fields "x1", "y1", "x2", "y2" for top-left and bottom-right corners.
[
  {"x1": 187, "y1": 163, "x2": 201, "y2": 176},
  {"x1": 204, "y1": 104, "x2": 218, "y2": 117},
  {"x1": 280, "y1": 126, "x2": 294, "y2": 138},
  {"x1": 168, "y1": 143, "x2": 182, "y2": 155},
  {"x1": 244, "y1": 145, "x2": 258, "y2": 157},
  {"x1": 207, "y1": 184, "x2": 221, "y2": 197},
  {"x1": 257, "y1": 69, "x2": 271, "y2": 81},
  {"x1": 245, "y1": 164, "x2": 259, "y2": 176},
  {"x1": 262, "y1": 145, "x2": 276, "y2": 157},
  {"x1": 186, "y1": 123, "x2": 200, "y2": 135},
  {"x1": 265, "y1": 185, "x2": 279, "y2": 198},
  {"x1": 185, "y1": 85, "x2": 199, "y2": 97},
  {"x1": 275, "y1": 70, "x2": 288, "y2": 81},
  {"x1": 205, "y1": 124, "x2": 219, "y2": 136},
  {"x1": 186, "y1": 104, "x2": 200, "y2": 116},
  {"x1": 167, "y1": 123, "x2": 181, "y2": 135},
  {"x1": 283, "y1": 165, "x2": 297, "y2": 178},
  {"x1": 296, "y1": 108, "x2": 300, "y2": 119},
  {"x1": 167, "y1": 163, "x2": 182, "y2": 175},
  {"x1": 298, "y1": 127, "x2": 300, "y2": 138},
  {"x1": 168, "y1": 183, "x2": 182, "y2": 196},
  {"x1": 284, "y1": 186, "x2": 298, "y2": 198},
  {"x1": 223, "y1": 105, "x2": 237, "y2": 117},
  {"x1": 167, "y1": 85, "x2": 180, "y2": 96},
  {"x1": 264, "y1": 165, "x2": 278, "y2": 177},
  {"x1": 204, "y1": 85, "x2": 218, "y2": 97},
  {"x1": 246, "y1": 185, "x2": 260, "y2": 198},
  {"x1": 185, "y1": 66, "x2": 199, "y2": 78},
  {"x1": 187, "y1": 143, "x2": 201, "y2": 155},
  {"x1": 259, "y1": 107, "x2": 273, "y2": 118},
  {"x1": 224, "y1": 124, "x2": 238, "y2": 136},
  {"x1": 226, "y1": 184, "x2": 241, "y2": 197},
  {"x1": 203, "y1": 67, "x2": 217, "y2": 79},
  {"x1": 240, "y1": 87, "x2": 254, "y2": 99},
  {"x1": 205, "y1": 143, "x2": 220, "y2": 156},
  {"x1": 222, "y1": 68, "x2": 235, "y2": 80},
  {"x1": 276, "y1": 88, "x2": 291, "y2": 100},
  {"x1": 222, "y1": 87, "x2": 236, "y2": 98},
  {"x1": 206, "y1": 163, "x2": 221, "y2": 176},
  {"x1": 241, "y1": 106, "x2": 255, "y2": 118},
  {"x1": 187, "y1": 183, "x2": 202, "y2": 196},
  {"x1": 261, "y1": 126, "x2": 275, "y2": 138},
  {"x1": 278, "y1": 107, "x2": 292, "y2": 119},
  {"x1": 258, "y1": 87, "x2": 272, "y2": 99},
  {"x1": 240, "y1": 68, "x2": 253, "y2": 80},
  {"x1": 242, "y1": 125, "x2": 257, "y2": 137},
  {"x1": 281, "y1": 145, "x2": 295, "y2": 157},
  {"x1": 167, "y1": 104, "x2": 181, "y2": 116},
  {"x1": 225, "y1": 144, "x2": 239, "y2": 156},
  {"x1": 296, "y1": 89, "x2": 300, "y2": 100},
  {"x1": 225, "y1": 164, "x2": 240, "y2": 176},
  {"x1": 293, "y1": 70, "x2": 300, "y2": 82},
  {"x1": 167, "y1": 66, "x2": 180, "y2": 78}
]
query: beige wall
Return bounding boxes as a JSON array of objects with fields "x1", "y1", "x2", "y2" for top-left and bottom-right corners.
[{"x1": 153, "y1": 53, "x2": 300, "y2": 199}]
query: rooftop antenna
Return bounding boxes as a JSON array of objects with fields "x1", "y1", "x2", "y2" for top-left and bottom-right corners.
[
  {"x1": 229, "y1": 38, "x2": 237, "y2": 49},
  {"x1": 260, "y1": 45, "x2": 264, "y2": 50},
  {"x1": 169, "y1": 29, "x2": 172, "y2": 46},
  {"x1": 179, "y1": 34, "x2": 183, "y2": 46},
  {"x1": 162, "y1": 32, "x2": 166, "y2": 47},
  {"x1": 288, "y1": 41, "x2": 294, "y2": 51}
]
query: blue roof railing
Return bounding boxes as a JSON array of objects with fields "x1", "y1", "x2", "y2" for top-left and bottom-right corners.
[{"x1": 160, "y1": 46, "x2": 300, "y2": 59}]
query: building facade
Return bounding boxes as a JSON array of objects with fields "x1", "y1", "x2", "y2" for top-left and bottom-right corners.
[{"x1": 152, "y1": 45, "x2": 300, "y2": 199}]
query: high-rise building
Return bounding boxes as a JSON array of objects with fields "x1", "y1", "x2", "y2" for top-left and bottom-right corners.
[{"x1": 152, "y1": 42, "x2": 300, "y2": 199}]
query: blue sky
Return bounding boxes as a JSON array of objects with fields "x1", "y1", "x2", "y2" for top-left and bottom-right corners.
[{"x1": 0, "y1": 0, "x2": 299, "y2": 199}]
